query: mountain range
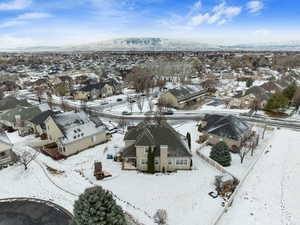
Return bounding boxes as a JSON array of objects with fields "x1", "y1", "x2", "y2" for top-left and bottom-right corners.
[{"x1": 2, "y1": 38, "x2": 300, "y2": 52}]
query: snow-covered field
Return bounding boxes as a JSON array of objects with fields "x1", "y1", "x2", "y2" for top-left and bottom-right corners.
[
  {"x1": 0, "y1": 121, "x2": 225, "y2": 225},
  {"x1": 219, "y1": 129, "x2": 300, "y2": 225}
]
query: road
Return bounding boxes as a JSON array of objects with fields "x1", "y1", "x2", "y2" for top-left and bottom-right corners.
[{"x1": 20, "y1": 93, "x2": 300, "y2": 130}]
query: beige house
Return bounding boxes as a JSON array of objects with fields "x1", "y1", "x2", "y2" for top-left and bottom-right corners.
[
  {"x1": 122, "y1": 121, "x2": 192, "y2": 172},
  {"x1": 73, "y1": 79, "x2": 121, "y2": 101},
  {"x1": 200, "y1": 114, "x2": 252, "y2": 152},
  {"x1": 228, "y1": 94, "x2": 256, "y2": 109},
  {"x1": 45, "y1": 111, "x2": 109, "y2": 157},
  {"x1": 159, "y1": 85, "x2": 207, "y2": 109},
  {"x1": 0, "y1": 131, "x2": 16, "y2": 167}
]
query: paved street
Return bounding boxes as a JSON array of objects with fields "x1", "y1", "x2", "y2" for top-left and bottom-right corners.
[{"x1": 0, "y1": 199, "x2": 72, "y2": 225}]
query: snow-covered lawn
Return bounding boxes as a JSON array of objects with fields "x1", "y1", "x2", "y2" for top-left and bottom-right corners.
[
  {"x1": 219, "y1": 129, "x2": 300, "y2": 225},
  {"x1": 0, "y1": 123, "x2": 225, "y2": 225},
  {"x1": 200, "y1": 126, "x2": 274, "y2": 179}
]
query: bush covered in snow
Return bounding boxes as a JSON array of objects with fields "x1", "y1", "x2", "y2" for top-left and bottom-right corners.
[{"x1": 71, "y1": 186, "x2": 127, "y2": 225}]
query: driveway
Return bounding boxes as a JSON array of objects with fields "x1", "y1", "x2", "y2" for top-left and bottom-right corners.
[{"x1": 0, "y1": 199, "x2": 72, "y2": 225}]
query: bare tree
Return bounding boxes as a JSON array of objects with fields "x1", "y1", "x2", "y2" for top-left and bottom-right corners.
[
  {"x1": 147, "y1": 97, "x2": 154, "y2": 112},
  {"x1": 47, "y1": 92, "x2": 53, "y2": 110},
  {"x1": 239, "y1": 145, "x2": 251, "y2": 164},
  {"x1": 136, "y1": 95, "x2": 145, "y2": 113},
  {"x1": 61, "y1": 96, "x2": 67, "y2": 112},
  {"x1": 127, "y1": 95, "x2": 134, "y2": 113},
  {"x1": 36, "y1": 87, "x2": 44, "y2": 104},
  {"x1": 18, "y1": 149, "x2": 39, "y2": 170},
  {"x1": 154, "y1": 209, "x2": 168, "y2": 225}
]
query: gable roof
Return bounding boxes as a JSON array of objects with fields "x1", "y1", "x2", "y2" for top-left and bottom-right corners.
[
  {"x1": 168, "y1": 85, "x2": 205, "y2": 100},
  {"x1": 52, "y1": 111, "x2": 106, "y2": 145},
  {"x1": 0, "y1": 96, "x2": 32, "y2": 111},
  {"x1": 30, "y1": 110, "x2": 60, "y2": 128},
  {"x1": 245, "y1": 86, "x2": 271, "y2": 101},
  {"x1": 0, "y1": 106, "x2": 42, "y2": 123},
  {"x1": 0, "y1": 130, "x2": 12, "y2": 146},
  {"x1": 124, "y1": 121, "x2": 192, "y2": 158},
  {"x1": 203, "y1": 114, "x2": 251, "y2": 141}
]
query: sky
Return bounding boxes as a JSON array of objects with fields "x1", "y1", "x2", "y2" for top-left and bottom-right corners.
[{"x1": 0, "y1": 0, "x2": 299, "y2": 48}]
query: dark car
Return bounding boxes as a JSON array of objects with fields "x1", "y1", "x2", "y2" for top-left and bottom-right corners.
[
  {"x1": 162, "y1": 110, "x2": 174, "y2": 115},
  {"x1": 122, "y1": 111, "x2": 132, "y2": 115}
]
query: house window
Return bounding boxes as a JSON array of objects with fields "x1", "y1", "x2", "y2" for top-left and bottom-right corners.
[
  {"x1": 168, "y1": 160, "x2": 172, "y2": 165},
  {"x1": 0, "y1": 152, "x2": 6, "y2": 157},
  {"x1": 155, "y1": 160, "x2": 159, "y2": 165},
  {"x1": 141, "y1": 159, "x2": 147, "y2": 165},
  {"x1": 144, "y1": 147, "x2": 149, "y2": 154},
  {"x1": 176, "y1": 159, "x2": 188, "y2": 165}
]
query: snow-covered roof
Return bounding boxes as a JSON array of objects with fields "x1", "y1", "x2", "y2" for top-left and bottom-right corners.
[{"x1": 53, "y1": 111, "x2": 106, "y2": 145}]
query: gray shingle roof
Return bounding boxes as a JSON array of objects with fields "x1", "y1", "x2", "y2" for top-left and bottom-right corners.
[
  {"x1": 123, "y1": 121, "x2": 192, "y2": 158},
  {"x1": 203, "y1": 114, "x2": 251, "y2": 141}
]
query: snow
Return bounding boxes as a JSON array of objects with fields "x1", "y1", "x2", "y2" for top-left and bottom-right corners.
[
  {"x1": 0, "y1": 123, "x2": 225, "y2": 225},
  {"x1": 200, "y1": 126, "x2": 274, "y2": 179},
  {"x1": 219, "y1": 129, "x2": 300, "y2": 225}
]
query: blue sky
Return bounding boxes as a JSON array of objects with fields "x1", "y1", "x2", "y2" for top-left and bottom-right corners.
[{"x1": 0, "y1": 0, "x2": 299, "y2": 48}]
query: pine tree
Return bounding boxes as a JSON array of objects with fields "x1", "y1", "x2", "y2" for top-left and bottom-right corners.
[
  {"x1": 209, "y1": 141, "x2": 232, "y2": 167},
  {"x1": 71, "y1": 186, "x2": 127, "y2": 225},
  {"x1": 186, "y1": 132, "x2": 191, "y2": 150},
  {"x1": 147, "y1": 148, "x2": 155, "y2": 174},
  {"x1": 246, "y1": 78, "x2": 253, "y2": 87}
]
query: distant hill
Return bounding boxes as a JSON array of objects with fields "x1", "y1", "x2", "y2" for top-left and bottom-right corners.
[
  {"x1": 67, "y1": 38, "x2": 220, "y2": 51},
  {"x1": 2, "y1": 38, "x2": 300, "y2": 52}
]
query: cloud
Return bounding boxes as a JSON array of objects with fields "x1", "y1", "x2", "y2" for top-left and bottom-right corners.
[
  {"x1": 190, "y1": 13, "x2": 209, "y2": 26},
  {"x1": 247, "y1": 1, "x2": 264, "y2": 14},
  {"x1": 0, "y1": 12, "x2": 52, "y2": 28},
  {"x1": 189, "y1": 2, "x2": 241, "y2": 26},
  {"x1": 0, "y1": 0, "x2": 32, "y2": 10},
  {"x1": 16, "y1": 12, "x2": 52, "y2": 20}
]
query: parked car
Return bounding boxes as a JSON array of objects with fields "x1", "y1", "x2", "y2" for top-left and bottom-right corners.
[
  {"x1": 101, "y1": 101, "x2": 109, "y2": 105},
  {"x1": 117, "y1": 98, "x2": 123, "y2": 102},
  {"x1": 122, "y1": 111, "x2": 132, "y2": 115},
  {"x1": 162, "y1": 110, "x2": 174, "y2": 115}
]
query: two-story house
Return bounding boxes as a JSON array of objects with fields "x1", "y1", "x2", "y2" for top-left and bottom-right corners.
[
  {"x1": 122, "y1": 121, "x2": 192, "y2": 172},
  {"x1": 0, "y1": 131, "x2": 16, "y2": 167},
  {"x1": 44, "y1": 111, "x2": 109, "y2": 157},
  {"x1": 159, "y1": 85, "x2": 207, "y2": 109}
]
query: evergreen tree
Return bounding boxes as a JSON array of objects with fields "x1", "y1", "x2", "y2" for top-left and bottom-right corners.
[
  {"x1": 283, "y1": 84, "x2": 297, "y2": 100},
  {"x1": 246, "y1": 78, "x2": 253, "y2": 87},
  {"x1": 71, "y1": 186, "x2": 127, "y2": 225},
  {"x1": 209, "y1": 141, "x2": 232, "y2": 167},
  {"x1": 186, "y1": 132, "x2": 191, "y2": 150},
  {"x1": 147, "y1": 148, "x2": 155, "y2": 174},
  {"x1": 265, "y1": 92, "x2": 289, "y2": 111}
]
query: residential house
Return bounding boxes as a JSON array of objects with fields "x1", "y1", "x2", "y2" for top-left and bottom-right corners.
[
  {"x1": 260, "y1": 81, "x2": 283, "y2": 94},
  {"x1": 122, "y1": 121, "x2": 192, "y2": 172},
  {"x1": 245, "y1": 86, "x2": 271, "y2": 109},
  {"x1": 228, "y1": 94, "x2": 256, "y2": 109},
  {"x1": 200, "y1": 114, "x2": 252, "y2": 152},
  {"x1": 53, "y1": 75, "x2": 73, "y2": 86},
  {"x1": 73, "y1": 79, "x2": 121, "y2": 100},
  {"x1": 0, "y1": 96, "x2": 31, "y2": 112},
  {"x1": 0, "y1": 106, "x2": 42, "y2": 136},
  {"x1": 45, "y1": 111, "x2": 109, "y2": 156},
  {"x1": 0, "y1": 131, "x2": 16, "y2": 167},
  {"x1": 159, "y1": 85, "x2": 207, "y2": 109},
  {"x1": 30, "y1": 110, "x2": 60, "y2": 137}
]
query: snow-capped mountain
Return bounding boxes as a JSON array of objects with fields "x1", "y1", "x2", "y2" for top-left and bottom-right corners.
[{"x1": 67, "y1": 38, "x2": 220, "y2": 51}]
